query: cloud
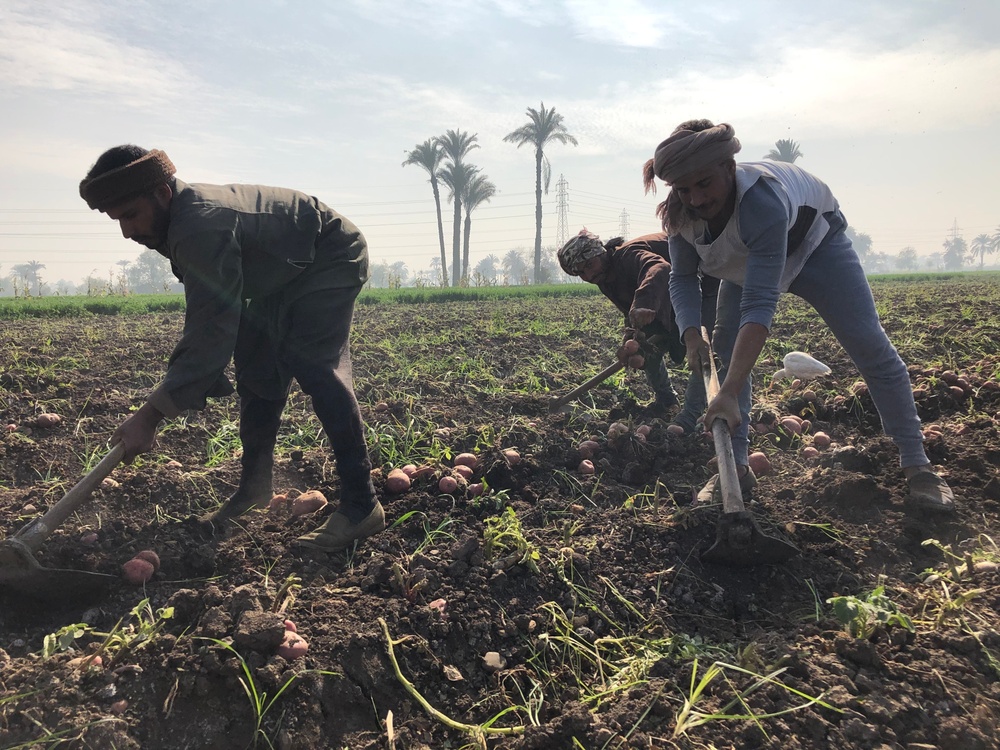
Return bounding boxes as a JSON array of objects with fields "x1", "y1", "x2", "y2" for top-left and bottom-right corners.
[{"x1": 0, "y1": 4, "x2": 196, "y2": 108}]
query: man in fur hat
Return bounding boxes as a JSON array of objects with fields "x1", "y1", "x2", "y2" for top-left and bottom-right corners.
[{"x1": 79, "y1": 145, "x2": 384, "y2": 551}]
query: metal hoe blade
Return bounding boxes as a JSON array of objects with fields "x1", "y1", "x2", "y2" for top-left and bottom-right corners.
[{"x1": 0, "y1": 444, "x2": 125, "y2": 602}]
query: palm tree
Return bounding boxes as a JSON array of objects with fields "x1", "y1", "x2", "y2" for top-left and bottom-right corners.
[
  {"x1": 473, "y1": 254, "x2": 501, "y2": 285},
  {"x1": 970, "y1": 233, "x2": 995, "y2": 269},
  {"x1": 460, "y1": 174, "x2": 497, "y2": 282},
  {"x1": 438, "y1": 161, "x2": 480, "y2": 286},
  {"x1": 435, "y1": 130, "x2": 480, "y2": 286},
  {"x1": 502, "y1": 248, "x2": 529, "y2": 285},
  {"x1": 765, "y1": 139, "x2": 803, "y2": 163},
  {"x1": 403, "y1": 139, "x2": 449, "y2": 286},
  {"x1": 504, "y1": 103, "x2": 578, "y2": 283}
]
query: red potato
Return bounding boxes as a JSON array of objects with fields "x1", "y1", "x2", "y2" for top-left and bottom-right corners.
[
  {"x1": 780, "y1": 417, "x2": 802, "y2": 435},
  {"x1": 791, "y1": 379, "x2": 802, "y2": 389},
  {"x1": 34, "y1": 413, "x2": 62, "y2": 428},
  {"x1": 813, "y1": 431, "x2": 831, "y2": 449},
  {"x1": 802, "y1": 446, "x2": 820, "y2": 459},
  {"x1": 667, "y1": 424, "x2": 686, "y2": 436},
  {"x1": 454, "y1": 464, "x2": 474, "y2": 480},
  {"x1": 578, "y1": 459, "x2": 595, "y2": 475},
  {"x1": 5, "y1": 424, "x2": 15, "y2": 432},
  {"x1": 748, "y1": 452, "x2": 772, "y2": 477},
  {"x1": 80, "y1": 532, "x2": 99, "y2": 546},
  {"x1": 577, "y1": 440, "x2": 600, "y2": 459},
  {"x1": 802, "y1": 390, "x2": 817, "y2": 402},
  {"x1": 401, "y1": 464, "x2": 418, "y2": 477},
  {"x1": 941, "y1": 370, "x2": 959, "y2": 385},
  {"x1": 277, "y1": 630, "x2": 309, "y2": 660},
  {"x1": 635, "y1": 424, "x2": 651, "y2": 438},
  {"x1": 374, "y1": 401, "x2": 390, "y2": 412},
  {"x1": 133, "y1": 550, "x2": 160, "y2": 573},
  {"x1": 503, "y1": 449, "x2": 521, "y2": 466},
  {"x1": 753, "y1": 423, "x2": 770, "y2": 435},
  {"x1": 410, "y1": 465, "x2": 436, "y2": 479},
  {"x1": 622, "y1": 339, "x2": 640, "y2": 356},
  {"x1": 122, "y1": 558, "x2": 155, "y2": 585},
  {"x1": 949, "y1": 386, "x2": 966, "y2": 400},
  {"x1": 627, "y1": 354, "x2": 645, "y2": 369},
  {"x1": 385, "y1": 469, "x2": 412, "y2": 494},
  {"x1": 67, "y1": 655, "x2": 103, "y2": 671},
  {"x1": 799, "y1": 419, "x2": 811, "y2": 434},
  {"x1": 283, "y1": 619, "x2": 297, "y2": 633},
  {"x1": 292, "y1": 490, "x2": 328, "y2": 517},
  {"x1": 454, "y1": 452, "x2": 479, "y2": 469},
  {"x1": 429, "y1": 598, "x2": 447, "y2": 614},
  {"x1": 468, "y1": 483, "x2": 484, "y2": 497},
  {"x1": 268, "y1": 493, "x2": 290, "y2": 512},
  {"x1": 439, "y1": 475, "x2": 459, "y2": 494}
]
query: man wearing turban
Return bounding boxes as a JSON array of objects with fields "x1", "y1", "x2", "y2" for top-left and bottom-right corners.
[
  {"x1": 558, "y1": 228, "x2": 720, "y2": 433},
  {"x1": 79, "y1": 145, "x2": 384, "y2": 551},
  {"x1": 642, "y1": 120, "x2": 955, "y2": 513}
]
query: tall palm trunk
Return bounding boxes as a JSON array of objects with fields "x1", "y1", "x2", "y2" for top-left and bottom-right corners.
[
  {"x1": 462, "y1": 212, "x2": 472, "y2": 282},
  {"x1": 452, "y1": 197, "x2": 462, "y2": 287},
  {"x1": 533, "y1": 146, "x2": 543, "y2": 284},
  {"x1": 430, "y1": 179, "x2": 448, "y2": 286}
]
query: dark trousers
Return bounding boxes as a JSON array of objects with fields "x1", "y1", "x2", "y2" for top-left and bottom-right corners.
[{"x1": 233, "y1": 266, "x2": 374, "y2": 506}]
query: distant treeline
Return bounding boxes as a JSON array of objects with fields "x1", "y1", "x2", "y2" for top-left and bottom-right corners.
[{"x1": 1, "y1": 272, "x2": 995, "y2": 319}]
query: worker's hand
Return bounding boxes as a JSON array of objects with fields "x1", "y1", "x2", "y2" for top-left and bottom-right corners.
[
  {"x1": 629, "y1": 308, "x2": 656, "y2": 329},
  {"x1": 702, "y1": 391, "x2": 741, "y2": 435},
  {"x1": 683, "y1": 327, "x2": 710, "y2": 378},
  {"x1": 616, "y1": 336, "x2": 646, "y2": 369},
  {"x1": 111, "y1": 403, "x2": 163, "y2": 463}
]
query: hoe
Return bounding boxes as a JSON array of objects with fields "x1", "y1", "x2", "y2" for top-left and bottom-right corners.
[
  {"x1": 0, "y1": 443, "x2": 125, "y2": 602},
  {"x1": 698, "y1": 333, "x2": 798, "y2": 567}
]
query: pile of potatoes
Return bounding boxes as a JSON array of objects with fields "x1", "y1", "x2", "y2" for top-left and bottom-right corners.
[{"x1": 383, "y1": 448, "x2": 521, "y2": 498}]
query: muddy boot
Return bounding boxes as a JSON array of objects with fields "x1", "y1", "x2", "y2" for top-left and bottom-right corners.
[
  {"x1": 905, "y1": 468, "x2": 956, "y2": 514},
  {"x1": 199, "y1": 395, "x2": 285, "y2": 533},
  {"x1": 294, "y1": 501, "x2": 385, "y2": 553}
]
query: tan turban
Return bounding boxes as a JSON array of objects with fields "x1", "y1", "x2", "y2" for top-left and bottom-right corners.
[
  {"x1": 652, "y1": 123, "x2": 741, "y2": 185},
  {"x1": 79, "y1": 149, "x2": 176, "y2": 211}
]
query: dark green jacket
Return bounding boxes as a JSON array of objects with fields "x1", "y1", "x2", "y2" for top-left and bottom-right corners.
[{"x1": 149, "y1": 179, "x2": 369, "y2": 417}]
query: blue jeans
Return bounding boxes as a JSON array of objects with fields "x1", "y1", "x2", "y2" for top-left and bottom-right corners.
[{"x1": 714, "y1": 230, "x2": 927, "y2": 468}]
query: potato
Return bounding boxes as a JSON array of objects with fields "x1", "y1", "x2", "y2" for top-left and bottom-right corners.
[
  {"x1": 454, "y1": 464, "x2": 474, "y2": 479},
  {"x1": 5, "y1": 423, "x2": 16, "y2": 432},
  {"x1": 133, "y1": 549, "x2": 160, "y2": 572},
  {"x1": 411, "y1": 465, "x2": 436, "y2": 479},
  {"x1": 627, "y1": 354, "x2": 645, "y2": 369},
  {"x1": 277, "y1": 630, "x2": 309, "y2": 660},
  {"x1": 667, "y1": 424, "x2": 686, "y2": 436},
  {"x1": 291, "y1": 490, "x2": 328, "y2": 517},
  {"x1": 949, "y1": 386, "x2": 966, "y2": 400},
  {"x1": 454, "y1": 452, "x2": 479, "y2": 469},
  {"x1": 503, "y1": 449, "x2": 521, "y2": 466},
  {"x1": 780, "y1": 417, "x2": 802, "y2": 435},
  {"x1": 748, "y1": 452, "x2": 772, "y2": 477},
  {"x1": 578, "y1": 460, "x2": 595, "y2": 475},
  {"x1": 374, "y1": 401, "x2": 390, "y2": 412},
  {"x1": 802, "y1": 446, "x2": 820, "y2": 459},
  {"x1": 799, "y1": 419, "x2": 811, "y2": 434},
  {"x1": 622, "y1": 338, "x2": 640, "y2": 356},
  {"x1": 467, "y1": 483, "x2": 484, "y2": 497},
  {"x1": 635, "y1": 424, "x2": 651, "y2": 438},
  {"x1": 34, "y1": 413, "x2": 62, "y2": 428},
  {"x1": 577, "y1": 440, "x2": 600, "y2": 459},
  {"x1": 80, "y1": 531, "x2": 99, "y2": 546},
  {"x1": 283, "y1": 619, "x2": 297, "y2": 633},
  {"x1": 813, "y1": 431, "x2": 831, "y2": 448},
  {"x1": 791, "y1": 379, "x2": 802, "y2": 389},
  {"x1": 401, "y1": 464, "x2": 418, "y2": 477},
  {"x1": 439, "y1": 475, "x2": 459, "y2": 494},
  {"x1": 802, "y1": 390, "x2": 817, "y2": 402},
  {"x1": 385, "y1": 469, "x2": 412, "y2": 494},
  {"x1": 268, "y1": 493, "x2": 290, "y2": 512},
  {"x1": 122, "y1": 558, "x2": 155, "y2": 585}
]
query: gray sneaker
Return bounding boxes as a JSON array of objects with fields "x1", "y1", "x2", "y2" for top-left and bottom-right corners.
[
  {"x1": 294, "y1": 502, "x2": 386, "y2": 552},
  {"x1": 906, "y1": 471, "x2": 956, "y2": 514},
  {"x1": 694, "y1": 468, "x2": 757, "y2": 506}
]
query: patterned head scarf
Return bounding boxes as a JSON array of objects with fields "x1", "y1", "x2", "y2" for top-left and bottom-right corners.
[
  {"x1": 558, "y1": 229, "x2": 605, "y2": 275},
  {"x1": 79, "y1": 149, "x2": 176, "y2": 211}
]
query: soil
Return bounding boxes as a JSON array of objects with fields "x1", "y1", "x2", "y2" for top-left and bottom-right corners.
[{"x1": 2, "y1": 279, "x2": 1000, "y2": 750}]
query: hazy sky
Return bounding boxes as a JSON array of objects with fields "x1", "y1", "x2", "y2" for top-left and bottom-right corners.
[{"x1": 1, "y1": 0, "x2": 998, "y2": 285}]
